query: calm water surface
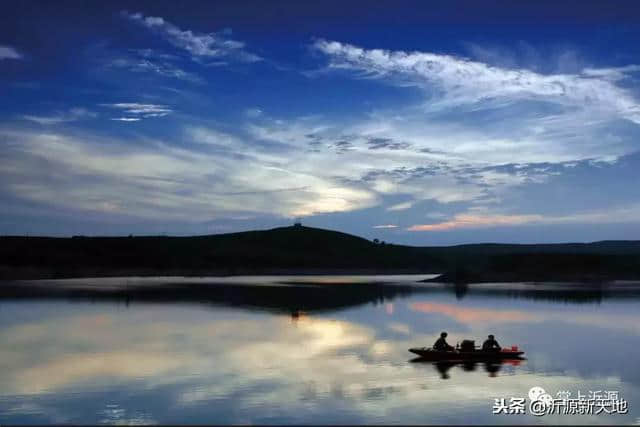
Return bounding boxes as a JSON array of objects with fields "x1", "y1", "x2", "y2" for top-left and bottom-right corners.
[{"x1": 1, "y1": 275, "x2": 640, "y2": 424}]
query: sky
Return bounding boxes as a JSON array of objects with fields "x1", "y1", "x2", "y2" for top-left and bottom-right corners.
[{"x1": 1, "y1": 0, "x2": 640, "y2": 245}]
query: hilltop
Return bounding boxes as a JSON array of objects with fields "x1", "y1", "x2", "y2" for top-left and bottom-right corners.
[{"x1": 2, "y1": 225, "x2": 640, "y2": 281}]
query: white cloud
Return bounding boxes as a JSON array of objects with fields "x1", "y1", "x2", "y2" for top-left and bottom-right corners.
[
  {"x1": 312, "y1": 39, "x2": 640, "y2": 123},
  {"x1": 387, "y1": 201, "x2": 413, "y2": 211},
  {"x1": 3, "y1": 110, "x2": 640, "y2": 232},
  {"x1": 0, "y1": 127, "x2": 377, "y2": 221},
  {"x1": 582, "y1": 65, "x2": 640, "y2": 81},
  {"x1": 243, "y1": 115, "x2": 512, "y2": 206},
  {"x1": 257, "y1": 40, "x2": 640, "y2": 223},
  {"x1": 187, "y1": 127, "x2": 245, "y2": 147},
  {"x1": 110, "y1": 117, "x2": 141, "y2": 122},
  {"x1": 108, "y1": 56, "x2": 202, "y2": 83},
  {"x1": 235, "y1": 104, "x2": 640, "y2": 225},
  {"x1": 0, "y1": 45, "x2": 22, "y2": 60},
  {"x1": 101, "y1": 103, "x2": 172, "y2": 120},
  {"x1": 104, "y1": 103, "x2": 172, "y2": 115},
  {"x1": 22, "y1": 108, "x2": 97, "y2": 125},
  {"x1": 124, "y1": 11, "x2": 261, "y2": 63},
  {"x1": 264, "y1": 114, "x2": 536, "y2": 198}
]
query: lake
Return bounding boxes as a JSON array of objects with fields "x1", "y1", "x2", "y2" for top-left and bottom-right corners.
[{"x1": 1, "y1": 275, "x2": 639, "y2": 424}]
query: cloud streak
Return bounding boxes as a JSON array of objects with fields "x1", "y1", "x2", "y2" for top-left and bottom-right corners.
[
  {"x1": 408, "y1": 204, "x2": 640, "y2": 231},
  {"x1": 110, "y1": 117, "x2": 141, "y2": 122},
  {"x1": 22, "y1": 108, "x2": 97, "y2": 125},
  {"x1": 0, "y1": 45, "x2": 22, "y2": 60},
  {"x1": 124, "y1": 12, "x2": 261, "y2": 63},
  {"x1": 408, "y1": 214, "x2": 543, "y2": 231},
  {"x1": 108, "y1": 55, "x2": 202, "y2": 83},
  {"x1": 101, "y1": 103, "x2": 173, "y2": 121}
]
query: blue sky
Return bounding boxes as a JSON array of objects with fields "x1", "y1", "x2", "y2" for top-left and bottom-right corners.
[{"x1": 2, "y1": 0, "x2": 640, "y2": 245}]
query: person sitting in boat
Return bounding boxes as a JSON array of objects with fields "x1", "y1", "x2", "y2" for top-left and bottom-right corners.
[
  {"x1": 482, "y1": 334, "x2": 501, "y2": 352},
  {"x1": 433, "y1": 332, "x2": 454, "y2": 351}
]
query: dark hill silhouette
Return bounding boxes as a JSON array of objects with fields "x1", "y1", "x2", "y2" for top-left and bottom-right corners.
[
  {"x1": 0, "y1": 226, "x2": 436, "y2": 279},
  {"x1": 2, "y1": 225, "x2": 640, "y2": 281}
]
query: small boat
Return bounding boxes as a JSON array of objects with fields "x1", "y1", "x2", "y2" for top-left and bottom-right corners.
[{"x1": 409, "y1": 346, "x2": 524, "y2": 361}]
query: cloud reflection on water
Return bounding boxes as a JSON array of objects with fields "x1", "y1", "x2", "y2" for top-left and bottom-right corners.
[
  {"x1": 410, "y1": 302, "x2": 536, "y2": 324},
  {"x1": 408, "y1": 300, "x2": 640, "y2": 335},
  {"x1": 0, "y1": 285, "x2": 639, "y2": 424}
]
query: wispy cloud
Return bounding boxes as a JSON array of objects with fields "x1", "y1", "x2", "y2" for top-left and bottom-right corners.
[
  {"x1": 110, "y1": 117, "x2": 141, "y2": 122},
  {"x1": 108, "y1": 55, "x2": 202, "y2": 83},
  {"x1": 3, "y1": 114, "x2": 640, "y2": 234},
  {"x1": 293, "y1": 39, "x2": 640, "y2": 225},
  {"x1": 104, "y1": 103, "x2": 172, "y2": 115},
  {"x1": 0, "y1": 45, "x2": 22, "y2": 60},
  {"x1": 386, "y1": 202, "x2": 413, "y2": 211},
  {"x1": 312, "y1": 39, "x2": 640, "y2": 123},
  {"x1": 0, "y1": 127, "x2": 377, "y2": 221},
  {"x1": 366, "y1": 137, "x2": 411, "y2": 151},
  {"x1": 187, "y1": 127, "x2": 246, "y2": 148},
  {"x1": 101, "y1": 103, "x2": 173, "y2": 121},
  {"x1": 247, "y1": 113, "x2": 548, "y2": 206},
  {"x1": 123, "y1": 11, "x2": 261, "y2": 63},
  {"x1": 22, "y1": 108, "x2": 97, "y2": 125}
]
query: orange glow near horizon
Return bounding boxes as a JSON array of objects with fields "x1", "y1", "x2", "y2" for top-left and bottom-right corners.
[{"x1": 407, "y1": 214, "x2": 543, "y2": 231}]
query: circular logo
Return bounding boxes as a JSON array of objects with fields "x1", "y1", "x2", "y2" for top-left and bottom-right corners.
[{"x1": 528, "y1": 386, "x2": 546, "y2": 402}]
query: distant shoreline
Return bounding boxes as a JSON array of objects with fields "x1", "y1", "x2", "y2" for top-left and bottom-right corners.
[
  {"x1": 0, "y1": 267, "x2": 439, "y2": 281},
  {"x1": 422, "y1": 270, "x2": 640, "y2": 284},
  {"x1": 3, "y1": 225, "x2": 640, "y2": 282},
  {"x1": 2, "y1": 267, "x2": 637, "y2": 283}
]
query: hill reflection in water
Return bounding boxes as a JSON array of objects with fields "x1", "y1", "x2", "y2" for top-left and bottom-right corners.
[{"x1": 2, "y1": 276, "x2": 640, "y2": 313}]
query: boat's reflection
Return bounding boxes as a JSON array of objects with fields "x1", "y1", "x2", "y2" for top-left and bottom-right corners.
[{"x1": 410, "y1": 357, "x2": 525, "y2": 379}]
